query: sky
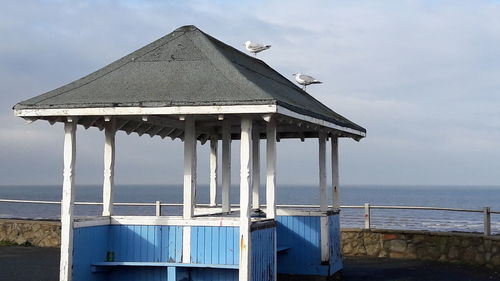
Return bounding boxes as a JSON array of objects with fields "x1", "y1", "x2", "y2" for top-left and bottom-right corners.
[{"x1": 1, "y1": 0, "x2": 500, "y2": 187}]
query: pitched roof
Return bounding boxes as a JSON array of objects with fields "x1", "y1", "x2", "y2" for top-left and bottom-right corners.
[{"x1": 13, "y1": 25, "x2": 365, "y2": 134}]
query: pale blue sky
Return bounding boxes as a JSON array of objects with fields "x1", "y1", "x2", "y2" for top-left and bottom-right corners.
[{"x1": 1, "y1": 0, "x2": 500, "y2": 186}]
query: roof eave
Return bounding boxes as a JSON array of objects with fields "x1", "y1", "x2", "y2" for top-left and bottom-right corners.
[{"x1": 14, "y1": 104, "x2": 366, "y2": 139}]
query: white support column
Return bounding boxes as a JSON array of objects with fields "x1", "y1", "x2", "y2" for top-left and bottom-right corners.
[
  {"x1": 319, "y1": 133, "x2": 327, "y2": 212},
  {"x1": 102, "y1": 119, "x2": 116, "y2": 216},
  {"x1": 209, "y1": 137, "x2": 218, "y2": 207},
  {"x1": 182, "y1": 226, "x2": 192, "y2": 263},
  {"x1": 319, "y1": 132, "x2": 330, "y2": 263},
  {"x1": 252, "y1": 128, "x2": 260, "y2": 209},
  {"x1": 60, "y1": 121, "x2": 77, "y2": 281},
  {"x1": 239, "y1": 117, "x2": 253, "y2": 281},
  {"x1": 266, "y1": 119, "x2": 277, "y2": 219},
  {"x1": 183, "y1": 116, "x2": 196, "y2": 219},
  {"x1": 266, "y1": 117, "x2": 278, "y2": 281},
  {"x1": 331, "y1": 137, "x2": 340, "y2": 210},
  {"x1": 221, "y1": 120, "x2": 231, "y2": 213}
]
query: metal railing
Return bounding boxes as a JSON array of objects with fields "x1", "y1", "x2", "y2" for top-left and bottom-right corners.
[{"x1": 0, "y1": 198, "x2": 498, "y2": 235}]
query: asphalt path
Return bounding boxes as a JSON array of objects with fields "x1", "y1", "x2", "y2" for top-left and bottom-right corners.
[{"x1": 0, "y1": 246, "x2": 499, "y2": 281}]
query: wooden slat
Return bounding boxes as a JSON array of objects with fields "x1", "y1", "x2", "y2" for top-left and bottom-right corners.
[{"x1": 190, "y1": 226, "x2": 239, "y2": 265}]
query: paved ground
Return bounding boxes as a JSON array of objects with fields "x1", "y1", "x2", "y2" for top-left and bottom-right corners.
[
  {"x1": 0, "y1": 246, "x2": 499, "y2": 281},
  {"x1": 0, "y1": 245, "x2": 59, "y2": 281},
  {"x1": 342, "y1": 256, "x2": 500, "y2": 281}
]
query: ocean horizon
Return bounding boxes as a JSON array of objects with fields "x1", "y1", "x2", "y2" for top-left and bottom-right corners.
[{"x1": 1, "y1": 184, "x2": 499, "y2": 234}]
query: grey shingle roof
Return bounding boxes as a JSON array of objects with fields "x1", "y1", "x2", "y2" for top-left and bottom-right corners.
[{"x1": 14, "y1": 25, "x2": 365, "y2": 134}]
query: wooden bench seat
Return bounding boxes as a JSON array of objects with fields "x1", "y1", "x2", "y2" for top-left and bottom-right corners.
[
  {"x1": 277, "y1": 246, "x2": 291, "y2": 253},
  {"x1": 92, "y1": 261, "x2": 239, "y2": 270}
]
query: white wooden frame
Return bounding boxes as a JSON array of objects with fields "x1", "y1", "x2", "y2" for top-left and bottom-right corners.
[
  {"x1": 73, "y1": 215, "x2": 277, "y2": 228},
  {"x1": 73, "y1": 217, "x2": 111, "y2": 228},
  {"x1": 318, "y1": 132, "x2": 330, "y2": 263},
  {"x1": 183, "y1": 117, "x2": 196, "y2": 219},
  {"x1": 252, "y1": 128, "x2": 260, "y2": 209},
  {"x1": 102, "y1": 119, "x2": 116, "y2": 216},
  {"x1": 239, "y1": 117, "x2": 253, "y2": 281},
  {"x1": 266, "y1": 118, "x2": 277, "y2": 219},
  {"x1": 276, "y1": 208, "x2": 333, "y2": 217},
  {"x1": 60, "y1": 121, "x2": 76, "y2": 281},
  {"x1": 209, "y1": 137, "x2": 218, "y2": 207},
  {"x1": 15, "y1": 104, "x2": 365, "y2": 137},
  {"x1": 331, "y1": 137, "x2": 340, "y2": 210},
  {"x1": 221, "y1": 120, "x2": 231, "y2": 213}
]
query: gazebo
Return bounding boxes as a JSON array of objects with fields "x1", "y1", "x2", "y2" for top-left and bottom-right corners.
[{"x1": 14, "y1": 25, "x2": 366, "y2": 281}]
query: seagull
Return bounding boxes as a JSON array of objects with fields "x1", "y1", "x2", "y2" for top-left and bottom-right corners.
[
  {"x1": 292, "y1": 73, "x2": 322, "y2": 90},
  {"x1": 244, "y1": 41, "x2": 271, "y2": 56}
]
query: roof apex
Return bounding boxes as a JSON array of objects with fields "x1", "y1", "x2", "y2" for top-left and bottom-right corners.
[{"x1": 14, "y1": 25, "x2": 366, "y2": 136}]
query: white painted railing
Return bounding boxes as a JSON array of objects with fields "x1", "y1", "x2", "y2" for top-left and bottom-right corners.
[{"x1": 0, "y1": 199, "x2": 498, "y2": 235}]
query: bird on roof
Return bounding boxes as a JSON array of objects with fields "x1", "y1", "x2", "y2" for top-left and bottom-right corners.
[
  {"x1": 292, "y1": 73, "x2": 322, "y2": 90},
  {"x1": 244, "y1": 41, "x2": 271, "y2": 56}
]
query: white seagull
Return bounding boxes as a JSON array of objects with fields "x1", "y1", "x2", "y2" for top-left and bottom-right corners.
[
  {"x1": 292, "y1": 73, "x2": 322, "y2": 90},
  {"x1": 244, "y1": 41, "x2": 271, "y2": 56}
]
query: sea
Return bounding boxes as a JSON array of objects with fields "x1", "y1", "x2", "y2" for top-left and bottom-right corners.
[{"x1": 0, "y1": 185, "x2": 499, "y2": 234}]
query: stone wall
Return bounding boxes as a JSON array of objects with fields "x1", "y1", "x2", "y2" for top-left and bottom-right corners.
[
  {"x1": 1, "y1": 219, "x2": 499, "y2": 268},
  {"x1": 0, "y1": 219, "x2": 60, "y2": 247},
  {"x1": 341, "y1": 228, "x2": 500, "y2": 268}
]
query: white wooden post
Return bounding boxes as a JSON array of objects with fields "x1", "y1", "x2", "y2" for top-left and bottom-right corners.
[
  {"x1": 266, "y1": 119, "x2": 277, "y2": 219},
  {"x1": 364, "y1": 203, "x2": 371, "y2": 229},
  {"x1": 319, "y1": 133, "x2": 327, "y2": 212},
  {"x1": 266, "y1": 117, "x2": 278, "y2": 281},
  {"x1": 60, "y1": 121, "x2": 77, "y2": 281},
  {"x1": 102, "y1": 119, "x2": 116, "y2": 216},
  {"x1": 484, "y1": 207, "x2": 491, "y2": 236},
  {"x1": 252, "y1": 128, "x2": 260, "y2": 209},
  {"x1": 239, "y1": 117, "x2": 253, "y2": 281},
  {"x1": 155, "y1": 200, "x2": 161, "y2": 216},
  {"x1": 209, "y1": 137, "x2": 218, "y2": 207},
  {"x1": 183, "y1": 116, "x2": 196, "y2": 219},
  {"x1": 318, "y1": 132, "x2": 330, "y2": 263},
  {"x1": 331, "y1": 137, "x2": 340, "y2": 210},
  {"x1": 221, "y1": 120, "x2": 231, "y2": 213}
]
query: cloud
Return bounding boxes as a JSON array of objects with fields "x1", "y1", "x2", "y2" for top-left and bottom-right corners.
[{"x1": 1, "y1": 0, "x2": 500, "y2": 185}]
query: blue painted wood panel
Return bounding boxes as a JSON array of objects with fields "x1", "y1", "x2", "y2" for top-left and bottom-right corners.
[
  {"x1": 108, "y1": 225, "x2": 183, "y2": 263},
  {"x1": 251, "y1": 227, "x2": 275, "y2": 281},
  {"x1": 107, "y1": 267, "x2": 167, "y2": 281},
  {"x1": 190, "y1": 226, "x2": 239, "y2": 265},
  {"x1": 189, "y1": 268, "x2": 238, "y2": 281},
  {"x1": 73, "y1": 225, "x2": 109, "y2": 281},
  {"x1": 276, "y1": 215, "x2": 328, "y2": 276},
  {"x1": 329, "y1": 214, "x2": 343, "y2": 274}
]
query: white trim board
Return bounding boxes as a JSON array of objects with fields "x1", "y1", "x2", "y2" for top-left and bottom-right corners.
[
  {"x1": 14, "y1": 104, "x2": 365, "y2": 137},
  {"x1": 74, "y1": 215, "x2": 275, "y2": 228},
  {"x1": 14, "y1": 105, "x2": 277, "y2": 117},
  {"x1": 110, "y1": 215, "x2": 241, "y2": 227},
  {"x1": 74, "y1": 217, "x2": 111, "y2": 228},
  {"x1": 275, "y1": 208, "x2": 330, "y2": 217},
  {"x1": 276, "y1": 106, "x2": 366, "y2": 137}
]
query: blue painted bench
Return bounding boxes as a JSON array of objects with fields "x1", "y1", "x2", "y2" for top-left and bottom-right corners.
[
  {"x1": 92, "y1": 262, "x2": 239, "y2": 281},
  {"x1": 92, "y1": 262, "x2": 239, "y2": 270},
  {"x1": 277, "y1": 246, "x2": 291, "y2": 254}
]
